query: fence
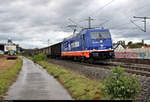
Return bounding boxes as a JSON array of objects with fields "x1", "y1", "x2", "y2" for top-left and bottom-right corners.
[{"x1": 115, "y1": 48, "x2": 150, "y2": 59}]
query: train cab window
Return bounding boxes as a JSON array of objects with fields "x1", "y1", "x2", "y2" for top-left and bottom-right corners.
[{"x1": 90, "y1": 31, "x2": 111, "y2": 39}]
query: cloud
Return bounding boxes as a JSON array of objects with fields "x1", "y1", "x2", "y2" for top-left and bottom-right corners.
[{"x1": 0, "y1": 0, "x2": 150, "y2": 49}]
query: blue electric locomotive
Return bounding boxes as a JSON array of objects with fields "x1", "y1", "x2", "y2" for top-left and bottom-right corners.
[{"x1": 61, "y1": 28, "x2": 114, "y2": 61}]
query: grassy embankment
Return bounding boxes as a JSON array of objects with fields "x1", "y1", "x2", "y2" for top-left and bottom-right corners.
[
  {"x1": 39, "y1": 61, "x2": 108, "y2": 100},
  {"x1": 0, "y1": 56, "x2": 23, "y2": 99}
]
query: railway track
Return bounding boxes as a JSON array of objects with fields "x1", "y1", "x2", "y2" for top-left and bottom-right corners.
[
  {"x1": 50, "y1": 58, "x2": 150, "y2": 77},
  {"x1": 88, "y1": 60, "x2": 150, "y2": 77},
  {"x1": 106, "y1": 61, "x2": 150, "y2": 76},
  {"x1": 107, "y1": 61, "x2": 150, "y2": 72}
]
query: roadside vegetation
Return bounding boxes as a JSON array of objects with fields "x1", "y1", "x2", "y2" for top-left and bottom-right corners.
[
  {"x1": 0, "y1": 54, "x2": 4, "y2": 57},
  {"x1": 33, "y1": 53, "x2": 47, "y2": 62},
  {"x1": 0, "y1": 57, "x2": 23, "y2": 99},
  {"x1": 104, "y1": 66, "x2": 140, "y2": 100},
  {"x1": 27, "y1": 53, "x2": 141, "y2": 100}
]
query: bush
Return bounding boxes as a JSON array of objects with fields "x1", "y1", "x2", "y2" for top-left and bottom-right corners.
[
  {"x1": 104, "y1": 66, "x2": 140, "y2": 99},
  {"x1": 21, "y1": 53, "x2": 29, "y2": 57},
  {"x1": 33, "y1": 53, "x2": 47, "y2": 62}
]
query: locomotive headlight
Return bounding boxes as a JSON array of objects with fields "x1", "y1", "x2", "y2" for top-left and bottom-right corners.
[
  {"x1": 100, "y1": 45, "x2": 104, "y2": 47},
  {"x1": 100, "y1": 40, "x2": 103, "y2": 43},
  {"x1": 109, "y1": 48, "x2": 112, "y2": 50}
]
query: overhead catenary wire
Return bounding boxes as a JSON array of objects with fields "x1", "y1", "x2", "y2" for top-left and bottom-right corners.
[
  {"x1": 104, "y1": 4, "x2": 146, "y2": 31},
  {"x1": 90, "y1": 0, "x2": 140, "y2": 30},
  {"x1": 66, "y1": 0, "x2": 136, "y2": 30},
  {"x1": 62, "y1": 0, "x2": 150, "y2": 33},
  {"x1": 90, "y1": 0, "x2": 116, "y2": 18},
  {"x1": 132, "y1": 16, "x2": 150, "y2": 32},
  {"x1": 68, "y1": 18, "x2": 84, "y2": 28},
  {"x1": 65, "y1": 0, "x2": 116, "y2": 29},
  {"x1": 110, "y1": 19, "x2": 142, "y2": 29},
  {"x1": 90, "y1": 0, "x2": 150, "y2": 31}
]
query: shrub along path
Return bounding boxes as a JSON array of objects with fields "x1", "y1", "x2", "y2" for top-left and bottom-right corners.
[{"x1": 4, "y1": 57, "x2": 73, "y2": 100}]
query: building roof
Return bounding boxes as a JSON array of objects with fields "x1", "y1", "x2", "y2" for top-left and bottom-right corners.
[
  {"x1": 142, "y1": 45, "x2": 150, "y2": 48},
  {"x1": 114, "y1": 44, "x2": 125, "y2": 50},
  {"x1": 0, "y1": 43, "x2": 5, "y2": 46}
]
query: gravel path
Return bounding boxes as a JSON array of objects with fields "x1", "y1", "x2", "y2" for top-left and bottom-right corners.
[{"x1": 4, "y1": 57, "x2": 73, "y2": 100}]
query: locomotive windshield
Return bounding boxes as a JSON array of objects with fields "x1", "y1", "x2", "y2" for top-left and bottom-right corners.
[{"x1": 90, "y1": 31, "x2": 111, "y2": 39}]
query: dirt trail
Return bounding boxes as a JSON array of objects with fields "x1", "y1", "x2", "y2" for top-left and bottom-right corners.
[{"x1": 0, "y1": 56, "x2": 16, "y2": 73}]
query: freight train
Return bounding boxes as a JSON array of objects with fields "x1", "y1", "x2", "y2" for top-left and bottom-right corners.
[{"x1": 26, "y1": 28, "x2": 115, "y2": 63}]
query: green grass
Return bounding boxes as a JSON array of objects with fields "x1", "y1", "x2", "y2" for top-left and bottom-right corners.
[
  {"x1": 37, "y1": 61, "x2": 110, "y2": 100},
  {"x1": 0, "y1": 57, "x2": 23, "y2": 99},
  {"x1": 0, "y1": 55, "x2": 4, "y2": 57}
]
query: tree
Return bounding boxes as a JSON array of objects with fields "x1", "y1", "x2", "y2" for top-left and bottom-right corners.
[
  {"x1": 117, "y1": 40, "x2": 126, "y2": 47},
  {"x1": 128, "y1": 41, "x2": 132, "y2": 45}
]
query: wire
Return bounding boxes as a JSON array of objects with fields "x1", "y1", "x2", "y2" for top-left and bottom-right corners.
[
  {"x1": 62, "y1": 0, "x2": 150, "y2": 33},
  {"x1": 92, "y1": 19, "x2": 110, "y2": 28},
  {"x1": 91, "y1": 0, "x2": 150, "y2": 30},
  {"x1": 90, "y1": 0, "x2": 116, "y2": 17},
  {"x1": 68, "y1": 18, "x2": 84, "y2": 28},
  {"x1": 111, "y1": 19, "x2": 141, "y2": 28},
  {"x1": 130, "y1": 20, "x2": 145, "y2": 32},
  {"x1": 60, "y1": 0, "x2": 116, "y2": 31}
]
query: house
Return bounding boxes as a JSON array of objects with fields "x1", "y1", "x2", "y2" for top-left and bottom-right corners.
[
  {"x1": 0, "y1": 39, "x2": 22, "y2": 54},
  {"x1": 142, "y1": 45, "x2": 150, "y2": 48}
]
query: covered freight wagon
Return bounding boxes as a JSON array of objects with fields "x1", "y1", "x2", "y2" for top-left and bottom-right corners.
[{"x1": 50, "y1": 42, "x2": 61, "y2": 57}]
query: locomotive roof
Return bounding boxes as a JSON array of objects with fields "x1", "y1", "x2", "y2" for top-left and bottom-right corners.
[
  {"x1": 63, "y1": 28, "x2": 110, "y2": 41},
  {"x1": 63, "y1": 32, "x2": 81, "y2": 41}
]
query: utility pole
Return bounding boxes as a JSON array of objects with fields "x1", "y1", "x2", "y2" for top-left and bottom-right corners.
[
  {"x1": 86, "y1": 17, "x2": 94, "y2": 29},
  {"x1": 133, "y1": 16, "x2": 150, "y2": 32},
  {"x1": 48, "y1": 39, "x2": 50, "y2": 46}
]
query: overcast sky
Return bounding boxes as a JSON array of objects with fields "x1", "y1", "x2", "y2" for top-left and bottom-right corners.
[{"x1": 0, "y1": 0, "x2": 150, "y2": 49}]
